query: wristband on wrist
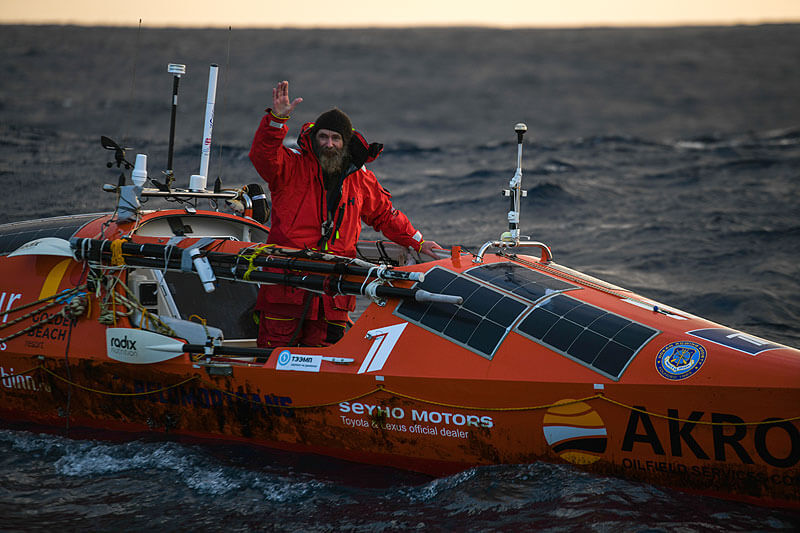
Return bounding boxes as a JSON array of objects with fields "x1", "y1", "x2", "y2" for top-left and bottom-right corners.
[{"x1": 267, "y1": 109, "x2": 290, "y2": 120}]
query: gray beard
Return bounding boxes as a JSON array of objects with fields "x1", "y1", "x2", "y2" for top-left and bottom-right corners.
[{"x1": 317, "y1": 146, "x2": 346, "y2": 176}]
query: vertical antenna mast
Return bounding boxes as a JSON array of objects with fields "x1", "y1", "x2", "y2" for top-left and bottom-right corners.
[
  {"x1": 474, "y1": 122, "x2": 552, "y2": 264},
  {"x1": 505, "y1": 123, "x2": 528, "y2": 243},
  {"x1": 193, "y1": 64, "x2": 219, "y2": 190},
  {"x1": 166, "y1": 63, "x2": 186, "y2": 187}
]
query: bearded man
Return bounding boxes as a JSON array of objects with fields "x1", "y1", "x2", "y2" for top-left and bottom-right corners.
[{"x1": 249, "y1": 80, "x2": 442, "y2": 348}]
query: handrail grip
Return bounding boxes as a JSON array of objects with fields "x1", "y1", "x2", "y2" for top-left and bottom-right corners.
[{"x1": 472, "y1": 240, "x2": 553, "y2": 264}]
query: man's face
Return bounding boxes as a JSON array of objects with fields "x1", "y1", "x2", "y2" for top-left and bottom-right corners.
[
  {"x1": 316, "y1": 129, "x2": 344, "y2": 151},
  {"x1": 314, "y1": 128, "x2": 346, "y2": 175}
]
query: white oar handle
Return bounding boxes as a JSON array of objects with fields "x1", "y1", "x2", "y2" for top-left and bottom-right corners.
[{"x1": 414, "y1": 290, "x2": 463, "y2": 304}]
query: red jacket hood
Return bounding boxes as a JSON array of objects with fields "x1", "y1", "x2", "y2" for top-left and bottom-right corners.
[{"x1": 297, "y1": 121, "x2": 385, "y2": 167}]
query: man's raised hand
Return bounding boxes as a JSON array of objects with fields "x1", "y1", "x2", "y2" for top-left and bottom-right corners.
[{"x1": 272, "y1": 80, "x2": 303, "y2": 118}]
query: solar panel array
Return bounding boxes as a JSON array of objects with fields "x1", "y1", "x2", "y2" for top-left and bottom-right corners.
[
  {"x1": 516, "y1": 294, "x2": 658, "y2": 379},
  {"x1": 0, "y1": 214, "x2": 100, "y2": 255},
  {"x1": 466, "y1": 262, "x2": 576, "y2": 300},
  {"x1": 395, "y1": 267, "x2": 528, "y2": 358},
  {"x1": 395, "y1": 264, "x2": 577, "y2": 359},
  {"x1": 395, "y1": 263, "x2": 660, "y2": 379}
]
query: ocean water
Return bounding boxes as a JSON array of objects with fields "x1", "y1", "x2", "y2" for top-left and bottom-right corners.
[{"x1": 0, "y1": 24, "x2": 799, "y2": 530}]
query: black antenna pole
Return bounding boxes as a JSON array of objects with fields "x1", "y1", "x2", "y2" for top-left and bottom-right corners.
[{"x1": 166, "y1": 63, "x2": 186, "y2": 187}]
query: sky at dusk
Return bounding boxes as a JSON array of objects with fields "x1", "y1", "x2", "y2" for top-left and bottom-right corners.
[{"x1": 3, "y1": 0, "x2": 800, "y2": 28}]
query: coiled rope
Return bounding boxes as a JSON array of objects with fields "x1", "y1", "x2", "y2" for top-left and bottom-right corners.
[{"x1": 89, "y1": 268, "x2": 174, "y2": 336}]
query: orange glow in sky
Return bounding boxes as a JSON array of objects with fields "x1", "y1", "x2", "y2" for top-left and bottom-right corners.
[{"x1": 3, "y1": 0, "x2": 800, "y2": 28}]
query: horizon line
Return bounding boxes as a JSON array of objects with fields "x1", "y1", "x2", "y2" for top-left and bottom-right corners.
[{"x1": 2, "y1": 19, "x2": 799, "y2": 30}]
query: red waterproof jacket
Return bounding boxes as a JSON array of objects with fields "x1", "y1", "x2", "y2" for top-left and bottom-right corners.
[{"x1": 249, "y1": 111, "x2": 424, "y2": 321}]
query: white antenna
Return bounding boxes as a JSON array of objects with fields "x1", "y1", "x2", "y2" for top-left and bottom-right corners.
[
  {"x1": 131, "y1": 154, "x2": 148, "y2": 187},
  {"x1": 473, "y1": 122, "x2": 553, "y2": 264},
  {"x1": 191, "y1": 64, "x2": 219, "y2": 192},
  {"x1": 505, "y1": 123, "x2": 528, "y2": 243}
]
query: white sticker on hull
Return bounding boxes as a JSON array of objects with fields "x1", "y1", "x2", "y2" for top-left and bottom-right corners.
[
  {"x1": 106, "y1": 328, "x2": 184, "y2": 364},
  {"x1": 688, "y1": 328, "x2": 783, "y2": 355},
  {"x1": 276, "y1": 350, "x2": 322, "y2": 372}
]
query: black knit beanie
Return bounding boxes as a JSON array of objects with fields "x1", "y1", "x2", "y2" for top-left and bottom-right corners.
[{"x1": 313, "y1": 108, "x2": 353, "y2": 145}]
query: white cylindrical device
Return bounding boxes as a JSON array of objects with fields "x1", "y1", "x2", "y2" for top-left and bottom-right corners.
[
  {"x1": 190, "y1": 248, "x2": 216, "y2": 293},
  {"x1": 131, "y1": 154, "x2": 148, "y2": 187},
  {"x1": 167, "y1": 63, "x2": 186, "y2": 76},
  {"x1": 198, "y1": 64, "x2": 219, "y2": 179},
  {"x1": 189, "y1": 174, "x2": 207, "y2": 192}
]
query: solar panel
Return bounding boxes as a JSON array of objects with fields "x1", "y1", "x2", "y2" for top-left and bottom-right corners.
[
  {"x1": 394, "y1": 267, "x2": 527, "y2": 359},
  {"x1": 516, "y1": 294, "x2": 658, "y2": 380},
  {"x1": 466, "y1": 262, "x2": 577, "y2": 302},
  {"x1": 394, "y1": 263, "x2": 657, "y2": 378},
  {"x1": 0, "y1": 214, "x2": 101, "y2": 255}
]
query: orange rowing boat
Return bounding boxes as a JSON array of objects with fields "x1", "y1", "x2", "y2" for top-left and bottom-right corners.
[{"x1": 0, "y1": 65, "x2": 797, "y2": 510}]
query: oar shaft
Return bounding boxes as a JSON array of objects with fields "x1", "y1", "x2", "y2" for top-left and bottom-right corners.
[
  {"x1": 182, "y1": 343, "x2": 268, "y2": 357},
  {"x1": 70, "y1": 238, "x2": 459, "y2": 304},
  {"x1": 72, "y1": 238, "x2": 421, "y2": 281}
]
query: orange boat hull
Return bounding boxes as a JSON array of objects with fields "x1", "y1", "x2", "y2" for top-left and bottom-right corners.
[{"x1": 1, "y1": 213, "x2": 798, "y2": 509}]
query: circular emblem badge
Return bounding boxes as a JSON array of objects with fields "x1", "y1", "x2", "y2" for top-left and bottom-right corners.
[
  {"x1": 278, "y1": 350, "x2": 291, "y2": 366},
  {"x1": 655, "y1": 341, "x2": 706, "y2": 380}
]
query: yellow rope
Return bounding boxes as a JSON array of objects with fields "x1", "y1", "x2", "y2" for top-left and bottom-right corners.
[
  {"x1": 240, "y1": 244, "x2": 274, "y2": 281},
  {"x1": 280, "y1": 386, "x2": 380, "y2": 409},
  {"x1": 380, "y1": 386, "x2": 603, "y2": 412},
  {"x1": 116, "y1": 278, "x2": 174, "y2": 336},
  {"x1": 38, "y1": 366, "x2": 199, "y2": 397},
  {"x1": 29, "y1": 364, "x2": 375, "y2": 407},
  {"x1": 595, "y1": 393, "x2": 800, "y2": 427},
  {"x1": 212, "y1": 385, "x2": 382, "y2": 410},
  {"x1": 110, "y1": 239, "x2": 127, "y2": 266},
  {"x1": 186, "y1": 315, "x2": 212, "y2": 362},
  {"x1": 0, "y1": 366, "x2": 40, "y2": 379},
  {"x1": 189, "y1": 314, "x2": 210, "y2": 337},
  {"x1": 13, "y1": 364, "x2": 799, "y2": 427},
  {"x1": 379, "y1": 387, "x2": 800, "y2": 427},
  {"x1": 221, "y1": 385, "x2": 800, "y2": 427},
  {"x1": 97, "y1": 271, "x2": 133, "y2": 327}
]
